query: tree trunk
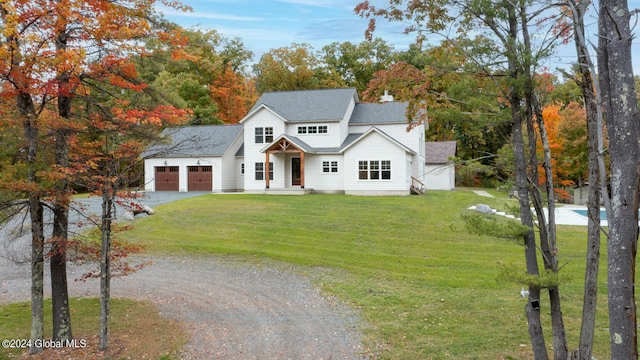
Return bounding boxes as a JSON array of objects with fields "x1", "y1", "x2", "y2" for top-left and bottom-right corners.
[
  {"x1": 505, "y1": 4, "x2": 547, "y2": 358},
  {"x1": 566, "y1": 1, "x2": 602, "y2": 358},
  {"x1": 511, "y1": 97, "x2": 548, "y2": 359},
  {"x1": 514, "y1": 114, "x2": 548, "y2": 360},
  {"x1": 19, "y1": 94, "x2": 45, "y2": 355},
  {"x1": 99, "y1": 189, "x2": 113, "y2": 350},
  {"x1": 28, "y1": 195, "x2": 44, "y2": 355},
  {"x1": 598, "y1": 0, "x2": 640, "y2": 356},
  {"x1": 51, "y1": 8, "x2": 73, "y2": 341},
  {"x1": 51, "y1": 130, "x2": 72, "y2": 340},
  {"x1": 532, "y1": 97, "x2": 569, "y2": 360}
]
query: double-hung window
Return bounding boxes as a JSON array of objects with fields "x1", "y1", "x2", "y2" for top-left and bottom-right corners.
[
  {"x1": 255, "y1": 162, "x2": 274, "y2": 181},
  {"x1": 358, "y1": 160, "x2": 391, "y2": 180},
  {"x1": 255, "y1": 127, "x2": 274, "y2": 143},
  {"x1": 381, "y1": 161, "x2": 391, "y2": 179}
]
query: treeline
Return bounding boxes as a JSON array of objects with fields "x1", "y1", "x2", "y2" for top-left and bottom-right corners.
[{"x1": 155, "y1": 21, "x2": 640, "y2": 195}]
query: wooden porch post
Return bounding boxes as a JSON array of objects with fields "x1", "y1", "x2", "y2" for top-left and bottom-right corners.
[
  {"x1": 300, "y1": 151, "x2": 305, "y2": 189},
  {"x1": 265, "y1": 151, "x2": 270, "y2": 189}
]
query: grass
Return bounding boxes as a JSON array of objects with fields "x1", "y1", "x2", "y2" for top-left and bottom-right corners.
[
  {"x1": 0, "y1": 298, "x2": 186, "y2": 360},
  {"x1": 119, "y1": 189, "x2": 617, "y2": 359}
]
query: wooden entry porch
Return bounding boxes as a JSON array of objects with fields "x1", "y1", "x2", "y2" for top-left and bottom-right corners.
[{"x1": 263, "y1": 137, "x2": 306, "y2": 190}]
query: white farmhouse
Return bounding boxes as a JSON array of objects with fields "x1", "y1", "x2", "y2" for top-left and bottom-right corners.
[{"x1": 144, "y1": 88, "x2": 426, "y2": 195}]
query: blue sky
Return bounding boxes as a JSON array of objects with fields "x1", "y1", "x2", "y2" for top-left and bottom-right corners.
[
  {"x1": 159, "y1": 0, "x2": 640, "y2": 75},
  {"x1": 158, "y1": 0, "x2": 413, "y2": 60}
]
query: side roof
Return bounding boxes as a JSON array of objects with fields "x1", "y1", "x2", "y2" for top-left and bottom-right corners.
[
  {"x1": 425, "y1": 141, "x2": 457, "y2": 163},
  {"x1": 247, "y1": 88, "x2": 358, "y2": 122},
  {"x1": 259, "y1": 133, "x2": 362, "y2": 154},
  {"x1": 349, "y1": 101, "x2": 409, "y2": 125},
  {"x1": 144, "y1": 124, "x2": 243, "y2": 158}
]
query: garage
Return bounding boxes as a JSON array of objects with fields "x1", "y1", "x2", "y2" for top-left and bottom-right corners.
[
  {"x1": 188, "y1": 166, "x2": 213, "y2": 191},
  {"x1": 155, "y1": 166, "x2": 179, "y2": 191}
]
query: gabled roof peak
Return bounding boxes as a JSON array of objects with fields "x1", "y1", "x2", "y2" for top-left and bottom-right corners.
[{"x1": 248, "y1": 88, "x2": 358, "y2": 123}]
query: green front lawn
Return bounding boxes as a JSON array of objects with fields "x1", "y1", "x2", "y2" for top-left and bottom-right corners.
[{"x1": 123, "y1": 190, "x2": 610, "y2": 359}]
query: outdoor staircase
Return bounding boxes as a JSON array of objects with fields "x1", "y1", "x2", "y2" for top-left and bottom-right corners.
[{"x1": 410, "y1": 176, "x2": 425, "y2": 195}]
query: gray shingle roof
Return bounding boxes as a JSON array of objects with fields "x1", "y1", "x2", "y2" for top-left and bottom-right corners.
[
  {"x1": 349, "y1": 102, "x2": 409, "y2": 124},
  {"x1": 249, "y1": 88, "x2": 357, "y2": 122},
  {"x1": 261, "y1": 133, "x2": 363, "y2": 154},
  {"x1": 425, "y1": 141, "x2": 457, "y2": 163},
  {"x1": 144, "y1": 124, "x2": 243, "y2": 158}
]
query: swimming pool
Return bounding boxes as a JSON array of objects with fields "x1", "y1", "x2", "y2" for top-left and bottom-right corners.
[{"x1": 572, "y1": 209, "x2": 607, "y2": 220}]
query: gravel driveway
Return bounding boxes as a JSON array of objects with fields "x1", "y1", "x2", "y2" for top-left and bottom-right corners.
[{"x1": 0, "y1": 193, "x2": 366, "y2": 359}]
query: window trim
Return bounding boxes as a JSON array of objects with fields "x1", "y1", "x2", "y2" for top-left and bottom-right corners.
[
  {"x1": 322, "y1": 160, "x2": 339, "y2": 174},
  {"x1": 255, "y1": 162, "x2": 264, "y2": 180},
  {"x1": 358, "y1": 160, "x2": 392, "y2": 180},
  {"x1": 255, "y1": 127, "x2": 264, "y2": 144},
  {"x1": 255, "y1": 127, "x2": 274, "y2": 143},
  {"x1": 297, "y1": 125, "x2": 328, "y2": 135},
  {"x1": 255, "y1": 162, "x2": 274, "y2": 181}
]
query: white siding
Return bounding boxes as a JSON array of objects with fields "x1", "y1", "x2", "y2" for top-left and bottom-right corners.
[
  {"x1": 348, "y1": 123, "x2": 426, "y2": 185},
  {"x1": 287, "y1": 122, "x2": 342, "y2": 148},
  {"x1": 220, "y1": 131, "x2": 244, "y2": 191},
  {"x1": 349, "y1": 122, "x2": 425, "y2": 155},
  {"x1": 303, "y1": 155, "x2": 344, "y2": 192},
  {"x1": 235, "y1": 157, "x2": 245, "y2": 191},
  {"x1": 343, "y1": 131, "x2": 410, "y2": 195},
  {"x1": 340, "y1": 97, "x2": 356, "y2": 143},
  {"x1": 425, "y1": 164, "x2": 455, "y2": 190},
  {"x1": 243, "y1": 109, "x2": 287, "y2": 191}
]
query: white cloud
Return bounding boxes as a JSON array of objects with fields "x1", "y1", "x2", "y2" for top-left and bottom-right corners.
[
  {"x1": 159, "y1": 8, "x2": 264, "y2": 22},
  {"x1": 275, "y1": 0, "x2": 353, "y2": 10}
]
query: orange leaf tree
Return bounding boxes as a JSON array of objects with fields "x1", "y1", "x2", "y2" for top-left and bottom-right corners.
[
  {"x1": 211, "y1": 64, "x2": 258, "y2": 123},
  {"x1": 535, "y1": 103, "x2": 575, "y2": 202},
  {"x1": 0, "y1": 0, "x2": 190, "y2": 352}
]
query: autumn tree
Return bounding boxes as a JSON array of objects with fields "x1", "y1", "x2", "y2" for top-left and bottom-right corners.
[
  {"x1": 211, "y1": 64, "x2": 258, "y2": 123},
  {"x1": 363, "y1": 41, "x2": 513, "y2": 186},
  {"x1": 555, "y1": 101, "x2": 588, "y2": 185},
  {"x1": 74, "y1": 99, "x2": 188, "y2": 349},
  {"x1": 357, "y1": 0, "x2": 571, "y2": 358},
  {"x1": 0, "y1": 0, "x2": 190, "y2": 353},
  {"x1": 320, "y1": 38, "x2": 395, "y2": 92},
  {"x1": 253, "y1": 43, "x2": 345, "y2": 92},
  {"x1": 133, "y1": 25, "x2": 255, "y2": 125},
  {"x1": 533, "y1": 103, "x2": 577, "y2": 202}
]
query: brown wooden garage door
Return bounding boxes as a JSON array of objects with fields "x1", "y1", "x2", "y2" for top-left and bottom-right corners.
[
  {"x1": 188, "y1": 166, "x2": 212, "y2": 191},
  {"x1": 155, "y1": 166, "x2": 179, "y2": 191}
]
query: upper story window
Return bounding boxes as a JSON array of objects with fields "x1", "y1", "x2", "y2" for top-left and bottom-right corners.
[
  {"x1": 255, "y1": 127, "x2": 273, "y2": 143},
  {"x1": 297, "y1": 125, "x2": 328, "y2": 135}
]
